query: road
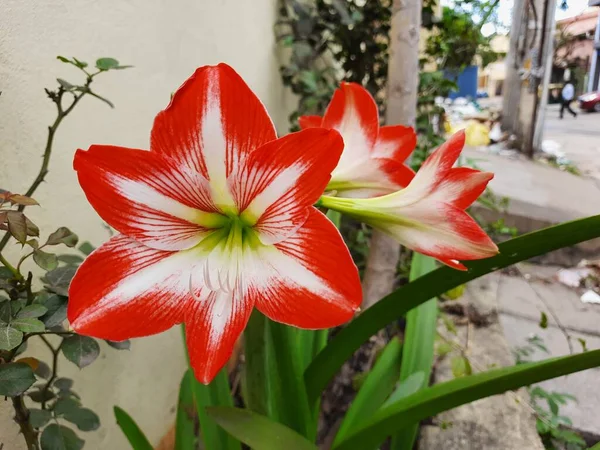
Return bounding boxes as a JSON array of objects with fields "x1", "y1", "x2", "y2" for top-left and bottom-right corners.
[{"x1": 542, "y1": 104, "x2": 600, "y2": 180}]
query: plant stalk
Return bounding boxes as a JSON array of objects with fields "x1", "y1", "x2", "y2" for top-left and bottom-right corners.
[{"x1": 11, "y1": 395, "x2": 39, "y2": 450}]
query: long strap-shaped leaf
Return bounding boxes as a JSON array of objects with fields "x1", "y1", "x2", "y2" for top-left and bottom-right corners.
[
  {"x1": 305, "y1": 215, "x2": 600, "y2": 404},
  {"x1": 206, "y1": 406, "x2": 318, "y2": 450},
  {"x1": 333, "y1": 349, "x2": 600, "y2": 450},
  {"x1": 175, "y1": 370, "x2": 196, "y2": 450},
  {"x1": 182, "y1": 326, "x2": 241, "y2": 450},
  {"x1": 333, "y1": 338, "x2": 403, "y2": 446},
  {"x1": 391, "y1": 254, "x2": 438, "y2": 450},
  {"x1": 113, "y1": 406, "x2": 153, "y2": 450}
]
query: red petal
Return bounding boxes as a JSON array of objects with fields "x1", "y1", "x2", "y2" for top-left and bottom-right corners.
[
  {"x1": 383, "y1": 203, "x2": 498, "y2": 266},
  {"x1": 68, "y1": 235, "x2": 194, "y2": 340},
  {"x1": 373, "y1": 125, "x2": 416, "y2": 162},
  {"x1": 298, "y1": 115, "x2": 323, "y2": 129},
  {"x1": 321, "y1": 83, "x2": 379, "y2": 172},
  {"x1": 439, "y1": 167, "x2": 494, "y2": 210},
  {"x1": 376, "y1": 158, "x2": 416, "y2": 190},
  {"x1": 74, "y1": 145, "x2": 217, "y2": 251},
  {"x1": 255, "y1": 208, "x2": 361, "y2": 328},
  {"x1": 150, "y1": 63, "x2": 277, "y2": 178},
  {"x1": 240, "y1": 129, "x2": 344, "y2": 244},
  {"x1": 184, "y1": 289, "x2": 254, "y2": 384}
]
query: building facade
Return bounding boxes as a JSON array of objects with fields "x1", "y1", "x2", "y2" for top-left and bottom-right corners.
[{"x1": 589, "y1": 0, "x2": 600, "y2": 91}]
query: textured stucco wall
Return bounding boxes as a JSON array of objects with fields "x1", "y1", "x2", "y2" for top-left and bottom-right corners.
[{"x1": 0, "y1": 1, "x2": 290, "y2": 448}]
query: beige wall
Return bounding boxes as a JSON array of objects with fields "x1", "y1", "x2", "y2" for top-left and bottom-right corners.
[{"x1": 0, "y1": 0, "x2": 290, "y2": 448}]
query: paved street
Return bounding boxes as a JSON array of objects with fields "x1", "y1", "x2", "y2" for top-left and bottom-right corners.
[{"x1": 543, "y1": 103, "x2": 600, "y2": 181}]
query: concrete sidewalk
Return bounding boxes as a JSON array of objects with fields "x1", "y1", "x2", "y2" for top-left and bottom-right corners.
[
  {"x1": 494, "y1": 264, "x2": 600, "y2": 442},
  {"x1": 464, "y1": 147, "x2": 600, "y2": 226}
]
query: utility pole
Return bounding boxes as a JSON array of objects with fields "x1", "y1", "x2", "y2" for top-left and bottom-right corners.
[
  {"x1": 361, "y1": 0, "x2": 422, "y2": 309},
  {"x1": 533, "y1": 0, "x2": 558, "y2": 152},
  {"x1": 502, "y1": 0, "x2": 558, "y2": 157}
]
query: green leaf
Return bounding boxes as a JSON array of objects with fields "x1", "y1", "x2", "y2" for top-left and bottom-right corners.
[
  {"x1": 34, "y1": 249, "x2": 59, "y2": 271},
  {"x1": 206, "y1": 406, "x2": 318, "y2": 450},
  {"x1": 11, "y1": 317, "x2": 45, "y2": 332},
  {"x1": 268, "y1": 321, "x2": 313, "y2": 438},
  {"x1": 54, "y1": 378, "x2": 74, "y2": 391},
  {"x1": 40, "y1": 294, "x2": 67, "y2": 327},
  {"x1": 17, "y1": 304, "x2": 48, "y2": 318},
  {"x1": 57, "y1": 254, "x2": 84, "y2": 265},
  {"x1": 54, "y1": 397, "x2": 81, "y2": 415},
  {"x1": 0, "y1": 324, "x2": 23, "y2": 350},
  {"x1": 382, "y1": 372, "x2": 426, "y2": 408},
  {"x1": 57, "y1": 79, "x2": 75, "y2": 90},
  {"x1": 61, "y1": 335, "x2": 100, "y2": 368},
  {"x1": 28, "y1": 387, "x2": 56, "y2": 403},
  {"x1": 391, "y1": 254, "x2": 438, "y2": 450},
  {"x1": 334, "y1": 338, "x2": 402, "y2": 445},
  {"x1": 40, "y1": 424, "x2": 84, "y2": 450},
  {"x1": 64, "y1": 407, "x2": 100, "y2": 431},
  {"x1": 47, "y1": 227, "x2": 78, "y2": 247},
  {"x1": 175, "y1": 370, "x2": 196, "y2": 450},
  {"x1": 539, "y1": 312, "x2": 548, "y2": 329},
  {"x1": 7, "y1": 211, "x2": 27, "y2": 243},
  {"x1": 114, "y1": 406, "x2": 153, "y2": 450},
  {"x1": 183, "y1": 326, "x2": 241, "y2": 450},
  {"x1": 450, "y1": 356, "x2": 473, "y2": 378},
  {"x1": 44, "y1": 266, "x2": 76, "y2": 296},
  {"x1": 35, "y1": 360, "x2": 52, "y2": 379},
  {"x1": 95, "y1": 57, "x2": 120, "y2": 70},
  {"x1": 305, "y1": 215, "x2": 600, "y2": 404},
  {"x1": 0, "y1": 362, "x2": 36, "y2": 396},
  {"x1": 105, "y1": 339, "x2": 131, "y2": 350},
  {"x1": 29, "y1": 408, "x2": 52, "y2": 428},
  {"x1": 77, "y1": 241, "x2": 95, "y2": 256},
  {"x1": 25, "y1": 217, "x2": 40, "y2": 237},
  {"x1": 0, "y1": 301, "x2": 13, "y2": 323},
  {"x1": 72, "y1": 57, "x2": 88, "y2": 69},
  {"x1": 57, "y1": 56, "x2": 71, "y2": 63},
  {"x1": 332, "y1": 350, "x2": 600, "y2": 450}
]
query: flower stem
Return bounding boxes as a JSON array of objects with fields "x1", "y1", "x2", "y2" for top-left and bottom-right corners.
[{"x1": 0, "y1": 252, "x2": 23, "y2": 281}]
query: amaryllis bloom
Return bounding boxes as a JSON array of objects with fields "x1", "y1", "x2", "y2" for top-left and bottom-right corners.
[
  {"x1": 320, "y1": 131, "x2": 499, "y2": 270},
  {"x1": 67, "y1": 64, "x2": 361, "y2": 383},
  {"x1": 299, "y1": 83, "x2": 416, "y2": 198}
]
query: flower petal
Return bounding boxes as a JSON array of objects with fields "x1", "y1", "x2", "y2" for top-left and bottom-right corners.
[
  {"x1": 321, "y1": 83, "x2": 379, "y2": 179},
  {"x1": 377, "y1": 203, "x2": 498, "y2": 269},
  {"x1": 74, "y1": 145, "x2": 221, "y2": 251},
  {"x1": 254, "y1": 208, "x2": 361, "y2": 328},
  {"x1": 395, "y1": 130, "x2": 466, "y2": 206},
  {"x1": 432, "y1": 167, "x2": 494, "y2": 210},
  {"x1": 68, "y1": 235, "x2": 195, "y2": 340},
  {"x1": 372, "y1": 125, "x2": 416, "y2": 162},
  {"x1": 184, "y1": 288, "x2": 254, "y2": 384},
  {"x1": 298, "y1": 115, "x2": 323, "y2": 129},
  {"x1": 239, "y1": 129, "x2": 344, "y2": 244},
  {"x1": 375, "y1": 157, "x2": 416, "y2": 191},
  {"x1": 150, "y1": 64, "x2": 277, "y2": 207}
]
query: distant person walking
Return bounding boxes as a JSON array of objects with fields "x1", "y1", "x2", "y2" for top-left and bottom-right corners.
[{"x1": 560, "y1": 81, "x2": 577, "y2": 119}]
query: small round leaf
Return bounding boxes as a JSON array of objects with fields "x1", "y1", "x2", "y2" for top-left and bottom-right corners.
[
  {"x1": 0, "y1": 362, "x2": 36, "y2": 396},
  {"x1": 40, "y1": 424, "x2": 84, "y2": 450},
  {"x1": 61, "y1": 335, "x2": 100, "y2": 368}
]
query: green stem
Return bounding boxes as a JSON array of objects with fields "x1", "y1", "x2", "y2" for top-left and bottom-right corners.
[
  {"x1": 0, "y1": 252, "x2": 23, "y2": 281},
  {"x1": 0, "y1": 85, "x2": 89, "y2": 253}
]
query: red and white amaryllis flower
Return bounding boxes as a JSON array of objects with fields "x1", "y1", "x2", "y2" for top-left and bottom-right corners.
[
  {"x1": 299, "y1": 82, "x2": 416, "y2": 199},
  {"x1": 320, "y1": 131, "x2": 499, "y2": 270},
  {"x1": 68, "y1": 64, "x2": 361, "y2": 383}
]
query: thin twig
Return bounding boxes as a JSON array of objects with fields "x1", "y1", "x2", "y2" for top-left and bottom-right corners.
[
  {"x1": 39, "y1": 335, "x2": 62, "y2": 410},
  {"x1": 0, "y1": 76, "x2": 94, "y2": 253}
]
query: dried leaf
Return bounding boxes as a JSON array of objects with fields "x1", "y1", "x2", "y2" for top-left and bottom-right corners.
[
  {"x1": 8, "y1": 194, "x2": 39, "y2": 206},
  {"x1": 6, "y1": 211, "x2": 27, "y2": 243}
]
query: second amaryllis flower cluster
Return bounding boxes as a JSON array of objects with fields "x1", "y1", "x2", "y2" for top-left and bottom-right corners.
[{"x1": 67, "y1": 64, "x2": 498, "y2": 384}]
